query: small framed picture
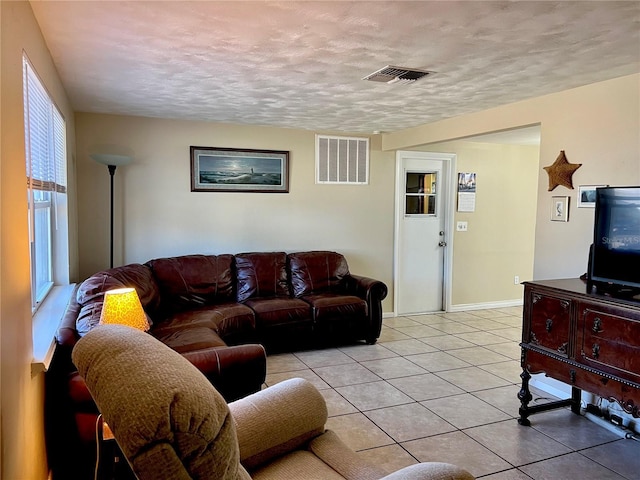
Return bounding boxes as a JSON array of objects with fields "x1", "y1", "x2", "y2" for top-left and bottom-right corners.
[
  {"x1": 578, "y1": 185, "x2": 607, "y2": 208},
  {"x1": 551, "y1": 196, "x2": 570, "y2": 222}
]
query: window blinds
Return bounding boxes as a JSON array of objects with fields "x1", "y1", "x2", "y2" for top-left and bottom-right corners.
[{"x1": 24, "y1": 59, "x2": 67, "y2": 194}]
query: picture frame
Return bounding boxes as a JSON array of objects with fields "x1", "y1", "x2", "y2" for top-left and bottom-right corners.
[
  {"x1": 578, "y1": 184, "x2": 607, "y2": 208},
  {"x1": 551, "y1": 196, "x2": 570, "y2": 222},
  {"x1": 190, "y1": 146, "x2": 289, "y2": 193}
]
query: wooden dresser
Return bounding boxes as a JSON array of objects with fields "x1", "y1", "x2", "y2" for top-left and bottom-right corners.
[{"x1": 518, "y1": 278, "x2": 640, "y2": 425}]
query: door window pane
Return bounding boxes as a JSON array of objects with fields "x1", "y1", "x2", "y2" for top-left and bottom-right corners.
[{"x1": 405, "y1": 172, "x2": 437, "y2": 215}]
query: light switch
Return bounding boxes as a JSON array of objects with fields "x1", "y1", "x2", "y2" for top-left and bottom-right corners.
[{"x1": 456, "y1": 221, "x2": 468, "y2": 232}]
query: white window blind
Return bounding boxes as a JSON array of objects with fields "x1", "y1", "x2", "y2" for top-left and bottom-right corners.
[
  {"x1": 24, "y1": 61, "x2": 66, "y2": 194},
  {"x1": 23, "y1": 56, "x2": 67, "y2": 308},
  {"x1": 316, "y1": 135, "x2": 369, "y2": 184}
]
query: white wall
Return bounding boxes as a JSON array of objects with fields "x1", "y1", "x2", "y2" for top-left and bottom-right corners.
[
  {"x1": 75, "y1": 115, "x2": 396, "y2": 310},
  {"x1": 385, "y1": 74, "x2": 640, "y2": 282},
  {"x1": 0, "y1": 2, "x2": 77, "y2": 478}
]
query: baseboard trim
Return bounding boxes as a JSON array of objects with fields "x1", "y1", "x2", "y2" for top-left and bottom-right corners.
[{"x1": 447, "y1": 298, "x2": 523, "y2": 312}]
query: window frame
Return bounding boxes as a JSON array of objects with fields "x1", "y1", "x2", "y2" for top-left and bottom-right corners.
[{"x1": 23, "y1": 54, "x2": 68, "y2": 313}]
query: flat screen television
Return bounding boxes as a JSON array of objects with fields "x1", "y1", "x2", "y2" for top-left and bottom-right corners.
[{"x1": 588, "y1": 186, "x2": 640, "y2": 295}]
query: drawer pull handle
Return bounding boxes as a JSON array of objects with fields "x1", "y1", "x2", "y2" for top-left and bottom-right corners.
[
  {"x1": 592, "y1": 318, "x2": 602, "y2": 333},
  {"x1": 546, "y1": 319, "x2": 553, "y2": 332},
  {"x1": 592, "y1": 344, "x2": 600, "y2": 359}
]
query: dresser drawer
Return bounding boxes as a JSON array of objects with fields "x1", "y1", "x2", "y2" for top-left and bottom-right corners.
[
  {"x1": 578, "y1": 305, "x2": 640, "y2": 382},
  {"x1": 527, "y1": 292, "x2": 571, "y2": 357}
]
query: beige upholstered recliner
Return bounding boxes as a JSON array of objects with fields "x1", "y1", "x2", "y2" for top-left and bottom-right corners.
[{"x1": 72, "y1": 325, "x2": 474, "y2": 480}]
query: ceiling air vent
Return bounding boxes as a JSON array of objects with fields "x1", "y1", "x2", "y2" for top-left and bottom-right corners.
[{"x1": 363, "y1": 65, "x2": 435, "y2": 85}]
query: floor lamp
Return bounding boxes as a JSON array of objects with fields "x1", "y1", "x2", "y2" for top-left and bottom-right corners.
[{"x1": 90, "y1": 153, "x2": 132, "y2": 268}]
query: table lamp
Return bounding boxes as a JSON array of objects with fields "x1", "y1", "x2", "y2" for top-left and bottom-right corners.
[{"x1": 99, "y1": 287, "x2": 150, "y2": 331}]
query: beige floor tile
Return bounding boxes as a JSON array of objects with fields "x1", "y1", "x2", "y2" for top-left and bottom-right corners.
[
  {"x1": 294, "y1": 348, "x2": 355, "y2": 368},
  {"x1": 464, "y1": 419, "x2": 572, "y2": 466},
  {"x1": 421, "y1": 335, "x2": 476, "y2": 351},
  {"x1": 472, "y1": 385, "x2": 522, "y2": 417},
  {"x1": 491, "y1": 327, "x2": 522, "y2": 342},
  {"x1": 364, "y1": 403, "x2": 456, "y2": 442},
  {"x1": 447, "y1": 346, "x2": 510, "y2": 365},
  {"x1": 429, "y1": 322, "x2": 480, "y2": 334},
  {"x1": 264, "y1": 369, "x2": 330, "y2": 390},
  {"x1": 467, "y1": 309, "x2": 512, "y2": 319},
  {"x1": 383, "y1": 317, "x2": 422, "y2": 328},
  {"x1": 355, "y1": 444, "x2": 418, "y2": 475},
  {"x1": 361, "y1": 356, "x2": 428, "y2": 379},
  {"x1": 581, "y1": 439, "x2": 640, "y2": 479},
  {"x1": 319, "y1": 388, "x2": 358, "y2": 417},
  {"x1": 438, "y1": 312, "x2": 479, "y2": 321},
  {"x1": 335, "y1": 380, "x2": 413, "y2": 411},
  {"x1": 454, "y1": 330, "x2": 513, "y2": 345},
  {"x1": 388, "y1": 373, "x2": 464, "y2": 401},
  {"x1": 325, "y1": 412, "x2": 394, "y2": 451},
  {"x1": 339, "y1": 343, "x2": 397, "y2": 362},
  {"x1": 492, "y1": 316, "x2": 523, "y2": 327},
  {"x1": 406, "y1": 351, "x2": 472, "y2": 372},
  {"x1": 436, "y1": 366, "x2": 511, "y2": 392},
  {"x1": 402, "y1": 431, "x2": 513, "y2": 478},
  {"x1": 478, "y1": 359, "x2": 524, "y2": 383},
  {"x1": 379, "y1": 338, "x2": 437, "y2": 356},
  {"x1": 484, "y1": 341, "x2": 522, "y2": 359},
  {"x1": 481, "y1": 469, "x2": 537, "y2": 479},
  {"x1": 520, "y1": 452, "x2": 626, "y2": 479},
  {"x1": 377, "y1": 327, "x2": 411, "y2": 342},
  {"x1": 458, "y1": 318, "x2": 512, "y2": 330},
  {"x1": 266, "y1": 352, "x2": 308, "y2": 373},
  {"x1": 406, "y1": 314, "x2": 450, "y2": 325},
  {"x1": 394, "y1": 325, "x2": 445, "y2": 339},
  {"x1": 314, "y1": 362, "x2": 381, "y2": 387},
  {"x1": 529, "y1": 409, "x2": 621, "y2": 450},
  {"x1": 496, "y1": 306, "x2": 523, "y2": 316},
  {"x1": 262, "y1": 305, "x2": 638, "y2": 479},
  {"x1": 421, "y1": 393, "x2": 511, "y2": 429}
]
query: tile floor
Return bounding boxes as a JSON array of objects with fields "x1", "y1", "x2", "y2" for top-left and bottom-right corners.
[{"x1": 264, "y1": 306, "x2": 640, "y2": 479}]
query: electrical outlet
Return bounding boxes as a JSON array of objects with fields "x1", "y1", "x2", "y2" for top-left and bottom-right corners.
[{"x1": 514, "y1": 275, "x2": 520, "y2": 284}]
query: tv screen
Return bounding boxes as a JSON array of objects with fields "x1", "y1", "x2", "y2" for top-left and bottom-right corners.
[{"x1": 590, "y1": 186, "x2": 640, "y2": 292}]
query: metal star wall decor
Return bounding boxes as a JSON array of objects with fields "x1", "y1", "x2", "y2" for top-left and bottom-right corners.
[{"x1": 543, "y1": 150, "x2": 582, "y2": 191}]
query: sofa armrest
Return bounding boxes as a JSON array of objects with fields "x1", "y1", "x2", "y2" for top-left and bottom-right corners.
[
  {"x1": 380, "y1": 463, "x2": 474, "y2": 480},
  {"x1": 345, "y1": 274, "x2": 388, "y2": 343},
  {"x1": 229, "y1": 378, "x2": 327, "y2": 471},
  {"x1": 181, "y1": 344, "x2": 266, "y2": 402},
  {"x1": 56, "y1": 284, "x2": 81, "y2": 348}
]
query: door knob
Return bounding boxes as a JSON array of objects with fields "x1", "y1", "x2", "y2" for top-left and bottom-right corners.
[{"x1": 438, "y1": 241, "x2": 447, "y2": 247}]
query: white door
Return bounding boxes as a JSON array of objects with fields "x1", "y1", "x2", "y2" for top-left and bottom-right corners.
[{"x1": 394, "y1": 151, "x2": 455, "y2": 315}]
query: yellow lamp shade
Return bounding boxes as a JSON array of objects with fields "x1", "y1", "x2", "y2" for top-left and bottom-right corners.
[{"x1": 100, "y1": 287, "x2": 149, "y2": 331}]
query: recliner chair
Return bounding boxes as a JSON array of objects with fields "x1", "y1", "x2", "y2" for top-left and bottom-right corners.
[{"x1": 72, "y1": 325, "x2": 474, "y2": 480}]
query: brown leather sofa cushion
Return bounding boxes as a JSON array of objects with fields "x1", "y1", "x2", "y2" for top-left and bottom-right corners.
[
  {"x1": 152, "y1": 303, "x2": 256, "y2": 345},
  {"x1": 243, "y1": 297, "x2": 312, "y2": 329},
  {"x1": 152, "y1": 326, "x2": 228, "y2": 354},
  {"x1": 288, "y1": 251, "x2": 350, "y2": 297},
  {"x1": 236, "y1": 252, "x2": 289, "y2": 302},
  {"x1": 146, "y1": 254, "x2": 236, "y2": 315}
]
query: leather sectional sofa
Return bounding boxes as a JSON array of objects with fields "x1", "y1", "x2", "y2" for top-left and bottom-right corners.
[{"x1": 46, "y1": 250, "x2": 387, "y2": 480}]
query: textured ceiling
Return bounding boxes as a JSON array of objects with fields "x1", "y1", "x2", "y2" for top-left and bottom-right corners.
[{"x1": 30, "y1": 1, "x2": 640, "y2": 134}]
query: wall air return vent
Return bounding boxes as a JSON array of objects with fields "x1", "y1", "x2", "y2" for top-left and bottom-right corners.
[
  {"x1": 362, "y1": 65, "x2": 435, "y2": 85},
  {"x1": 316, "y1": 135, "x2": 369, "y2": 185}
]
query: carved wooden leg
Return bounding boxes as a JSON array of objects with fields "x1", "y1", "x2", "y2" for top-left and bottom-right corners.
[{"x1": 518, "y1": 368, "x2": 533, "y2": 426}]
